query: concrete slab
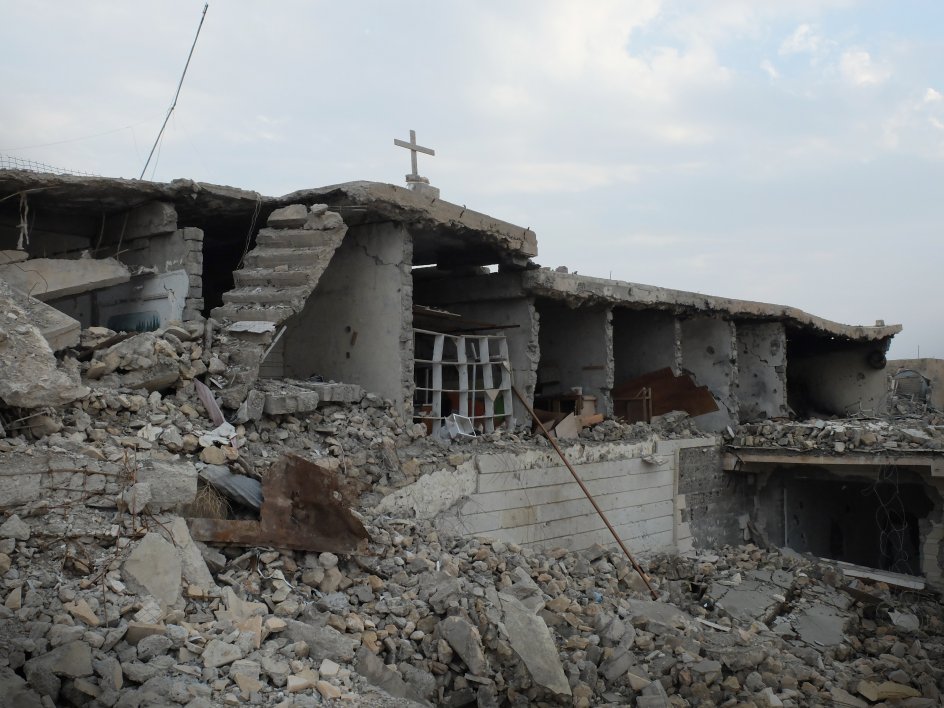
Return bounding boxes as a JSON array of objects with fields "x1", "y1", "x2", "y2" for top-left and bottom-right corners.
[
  {"x1": 5, "y1": 283, "x2": 80, "y2": 350},
  {"x1": 523, "y1": 269, "x2": 900, "y2": 343},
  {"x1": 793, "y1": 605, "x2": 847, "y2": 647},
  {"x1": 0, "y1": 257, "x2": 129, "y2": 301}
]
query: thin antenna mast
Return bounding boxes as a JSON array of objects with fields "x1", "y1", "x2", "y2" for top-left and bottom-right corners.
[{"x1": 140, "y1": 3, "x2": 209, "y2": 180}]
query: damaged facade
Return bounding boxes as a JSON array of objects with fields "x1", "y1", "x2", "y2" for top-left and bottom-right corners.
[{"x1": 1, "y1": 167, "x2": 943, "y2": 707}]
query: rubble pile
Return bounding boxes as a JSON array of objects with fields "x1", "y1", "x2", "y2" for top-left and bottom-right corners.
[
  {"x1": 730, "y1": 416, "x2": 944, "y2": 454},
  {"x1": 1, "y1": 505, "x2": 943, "y2": 707},
  {"x1": 2, "y1": 319, "x2": 943, "y2": 706}
]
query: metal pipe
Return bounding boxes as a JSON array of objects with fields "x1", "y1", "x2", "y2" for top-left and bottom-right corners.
[{"x1": 512, "y1": 385, "x2": 659, "y2": 599}]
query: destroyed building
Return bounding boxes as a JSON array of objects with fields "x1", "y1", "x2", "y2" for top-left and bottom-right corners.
[{"x1": 1, "y1": 167, "x2": 943, "y2": 707}]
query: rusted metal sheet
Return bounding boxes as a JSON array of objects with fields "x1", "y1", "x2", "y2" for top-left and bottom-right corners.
[
  {"x1": 188, "y1": 453, "x2": 370, "y2": 553},
  {"x1": 612, "y1": 367, "x2": 718, "y2": 422}
]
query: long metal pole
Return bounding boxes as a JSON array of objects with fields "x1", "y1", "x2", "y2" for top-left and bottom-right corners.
[
  {"x1": 512, "y1": 386, "x2": 658, "y2": 599},
  {"x1": 140, "y1": 3, "x2": 209, "y2": 179}
]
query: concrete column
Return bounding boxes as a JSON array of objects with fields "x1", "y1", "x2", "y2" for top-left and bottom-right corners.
[
  {"x1": 735, "y1": 321, "x2": 788, "y2": 422},
  {"x1": 679, "y1": 315, "x2": 738, "y2": 431},
  {"x1": 281, "y1": 223, "x2": 411, "y2": 408}
]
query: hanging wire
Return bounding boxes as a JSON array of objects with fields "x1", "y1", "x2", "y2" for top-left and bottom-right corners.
[{"x1": 139, "y1": 3, "x2": 209, "y2": 180}]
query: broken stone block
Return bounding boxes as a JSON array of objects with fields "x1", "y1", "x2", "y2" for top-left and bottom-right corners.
[
  {"x1": 499, "y1": 592, "x2": 571, "y2": 696},
  {"x1": 169, "y1": 517, "x2": 217, "y2": 591},
  {"x1": 283, "y1": 619, "x2": 358, "y2": 663},
  {"x1": 267, "y1": 204, "x2": 309, "y2": 229},
  {"x1": 23, "y1": 640, "x2": 93, "y2": 698},
  {"x1": 439, "y1": 616, "x2": 488, "y2": 676},
  {"x1": 202, "y1": 639, "x2": 244, "y2": 668},
  {"x1": 0, "y1": 665, "x2": 43, "y2": 708},
  {"x1": 122, "y1": 532, "x2": 182, "y2": 609},
  {"x1": 0, "y1": 513, "x2": 30, "y2": 541},
  {"x1": 135, "y1": 459, "x2": 197, "y2": 511}
]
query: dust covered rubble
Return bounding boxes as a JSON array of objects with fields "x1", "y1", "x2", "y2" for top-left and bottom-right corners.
[
  {"x1": 1, "y1": 323, "x2": 943, "y2": 705},
  {"x1": 729, "y1": 415, "x2": 944, "y2": 455},
  {"x1": 2, "y1": 496, "x2": 944, "y2": 708}
]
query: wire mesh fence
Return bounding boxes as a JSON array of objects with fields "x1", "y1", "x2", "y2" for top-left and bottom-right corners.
[{"x1": 0, "y1": 154, "x2": 100, "y2": 177}]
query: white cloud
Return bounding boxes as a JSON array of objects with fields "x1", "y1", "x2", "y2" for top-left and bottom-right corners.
[
  {"x1": 760, "y1": 59, "x2": 780, "y2": 79},
  {"x1": 779, "y1": 24, "x2": 825, "y2": 56},
  {"x1": 839, "y1": 49, "x2": 890, "y2": 86}
]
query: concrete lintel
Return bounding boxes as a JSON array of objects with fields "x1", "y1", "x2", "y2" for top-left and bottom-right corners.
[
  {"x1": 522, "y1": 269, "x2": 901, "y2": 343},
  {"x1": 723, "y1": 449, "x2": 944, "y2": 476},
  {"x1": 0, "y1": 257, "x2": 130, "y2": 301}
]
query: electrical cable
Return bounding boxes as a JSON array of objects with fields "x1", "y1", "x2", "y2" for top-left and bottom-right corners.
[{"x1": 139, "y1": 3, "x2": 209, "y2": 180}]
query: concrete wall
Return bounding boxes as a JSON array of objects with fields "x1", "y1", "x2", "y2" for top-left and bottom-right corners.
[
  {"x1": 380, "y1": 438, "x2": 716, "y2": 554},
  {"x1": 535, "y1": 299, "x2": 612, "y2": 414},
  {"x1": 677, "y1": 445, "x2": 751, "y2": 548},
  {"x1": 891, "y1": 358, "x2": 944, "y2": 410},
  {"x1": 788, "y1": 344, "x2": 889, "y2": 416},
  {"x1": 735, "y1": 322, "x2": 788, "y2": 422},
  {"x1": 116, "y1": 227, "x2": 205, "y2": 321},
  {"x1": 679, "y1": 315, "x2": 738, "y2": 432},
  {"x1": 612, "y1": 309, "x2": 679, "y2": 385},
  {"x1": 280, "y1": 223, "x2": 412, "y2": 409}
]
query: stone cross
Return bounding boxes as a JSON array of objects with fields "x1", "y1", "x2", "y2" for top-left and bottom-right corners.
[{"x1": 394, "y1": 130, "x2": 435, "y2": 182}]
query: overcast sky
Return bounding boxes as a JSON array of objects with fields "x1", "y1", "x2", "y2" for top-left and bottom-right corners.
[{"x1": 2, "y1": 1, "x2": 941, "y2": 358}]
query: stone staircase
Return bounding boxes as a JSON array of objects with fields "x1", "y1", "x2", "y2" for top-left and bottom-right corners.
[{"x1": 210, "y1": 204, "x2": 347, "y2": 408}]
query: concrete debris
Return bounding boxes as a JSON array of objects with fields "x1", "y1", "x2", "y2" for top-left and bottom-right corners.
[
  {"x1": 0, "y1": 278, "x2": 88, "y2": 408},
  {"x1": 0, "y1": 490, "x2": 943, "y2": 707},
  {"x1": 731, "y1": 414, "x2": 944, "y2": 453}
]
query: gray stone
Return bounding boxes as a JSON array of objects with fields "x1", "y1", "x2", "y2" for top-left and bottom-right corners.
[
  {"x1": 601, "y1": 645, "x2": 634, "y2": 682},
  {"x1": 0, "y1": 665, "x2": 44, "y2": 707},
  {"x1": 168, "y1": 517, "x2": 216, "y2": 591},
  {"x1": 201, "y1": 639, "x2": 243, "y2": 668},
  {"x1": 24, "y1": 640, "x2": 93, "y2": 697},
  {"x1": 0, "y1": 514, "x2": 30, "y2": 541},
  {"x1": 283, "y1": 619, "x2": 358, "y2": 663},
  {"x1": 136, "y1": 634, "x2": 172, "y2": 661},
  {"x1": 794, "y1": 605, "x2": 846, "y2": 646},
  {"x1": 356, "y1": 647, "x2": 431, "y2": 706},
  {"x1": 122, "y1": 532, "x2": 182, "y2": 609},
  {"x1": 440, "y1": 616, "x2": 488, "y2": 676},
  {"x1": 499, "y1": 593, "x2": 571, "y2": 696},
  {"x1": 267, "y1": 204, "x2": 309, "y2": 229},
  {"x1": 135, "y1": 459, "x2": 197, "y2": 511}
]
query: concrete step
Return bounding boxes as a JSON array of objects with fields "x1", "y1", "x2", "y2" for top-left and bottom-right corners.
[
  {"x1": 222, "y1": 285, "x2": 310, "y2": 306},
  {"x1": 255, "y1": 227, "x2": 345, "y2": 248},
  {"x1": 243, "y1": 246, "x2": 332, "y2": 269},
  {"x1": 234, "y1": 268, "x2": 312, "y2": 288},
  {"x1": 211, "y1": 304, "x2": 297, "y2": 323}
]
